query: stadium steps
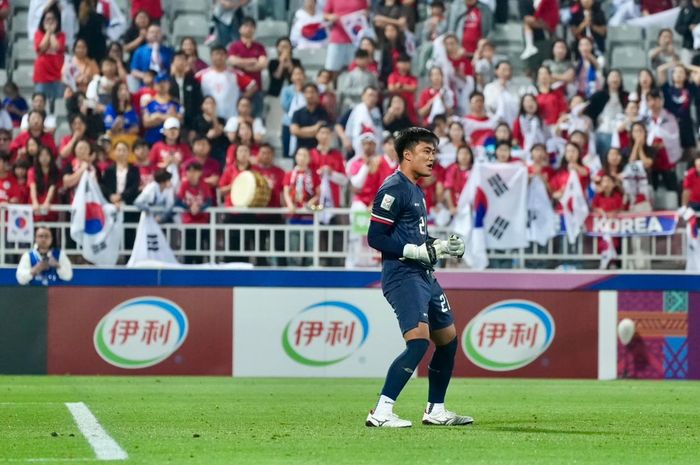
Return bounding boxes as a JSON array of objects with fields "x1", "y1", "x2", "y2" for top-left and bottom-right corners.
[
  {"x1": 610, "y1": 46, "x2": 648, "y2": 73},
  {"x1": 256, "y1": 20, "x2": 290, "y2": 48},
  {"x1": 172, "y1": 14, "x2": 209, "y2": 44}
]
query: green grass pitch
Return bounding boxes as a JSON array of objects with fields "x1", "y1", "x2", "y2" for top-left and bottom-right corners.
[{"x1": 1, "y1": 377, "x2": 699, "y2": 464}]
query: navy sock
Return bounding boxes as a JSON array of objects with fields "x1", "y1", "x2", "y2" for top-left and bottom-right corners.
[
  {"x1": 428, "y1": 337, "x2": 457, "y2": 404},
  {"x1": 380, "y1": 339, "x2": 429, "y2": 401}
]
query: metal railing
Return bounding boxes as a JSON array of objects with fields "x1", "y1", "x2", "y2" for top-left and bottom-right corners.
[{"x1": 0, "y1": 205, "x2": 688, "y2": 270}]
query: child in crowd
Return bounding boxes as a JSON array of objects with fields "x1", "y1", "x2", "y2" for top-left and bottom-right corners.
[{"x1": 176, "y1": 162, "x2": 213, "y2": 264}]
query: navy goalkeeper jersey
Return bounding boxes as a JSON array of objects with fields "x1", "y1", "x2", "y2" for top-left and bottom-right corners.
[{"x1": 370, "y1": 170, "x2": 430, "y2": 271}]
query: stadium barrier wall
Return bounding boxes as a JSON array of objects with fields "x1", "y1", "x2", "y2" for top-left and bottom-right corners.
[
  {"x1": 1, "y1": 270, "x2": 698, "y2": 379},
  {"x1": 0, "y1": 287, "x2": 48, "y2": 374}
]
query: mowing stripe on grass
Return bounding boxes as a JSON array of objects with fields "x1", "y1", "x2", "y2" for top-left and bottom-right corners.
[{"x1": 64, "y1": 402, "x2": 127, "y2": 461}]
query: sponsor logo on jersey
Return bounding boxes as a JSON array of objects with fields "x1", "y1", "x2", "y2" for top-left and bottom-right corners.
[
  {"x1": 462, "y1": 300, "x2": 555, "y2": 371},
  {"x1": 94, "y1": 297, "x2": 188, "y2": 369},
  {"x1": 282, "y1": 301, "x2": 369, "y2": 366}
]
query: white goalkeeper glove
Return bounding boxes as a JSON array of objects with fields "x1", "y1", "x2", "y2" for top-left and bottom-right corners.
[
  {"x1": 402, "y1": 235, "x2": 465, "y2": 265},
  {"x1": 446, "y1": 234, "x2": 465, "y2": 258},
  {"x1": 403, "y1": 240, "x2": 439, "y2": 266}
]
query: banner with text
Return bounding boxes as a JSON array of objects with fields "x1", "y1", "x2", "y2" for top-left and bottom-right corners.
[
  {"x1": 233, "y1": 288, "x2": 404, "y2": 377},
  {"x1": 583, "y1": 211, "x2": 678, "y2": 237},
  {"x1": 416, "y1": 290, "x2": 599, "y2": 378},
  {"x1": 47, "y1": 287, "x2": 232, "y2": 375}
]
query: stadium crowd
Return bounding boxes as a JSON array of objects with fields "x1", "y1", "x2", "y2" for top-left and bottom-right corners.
[{"x1": 0, "y1": 0, "x2": 698, "y2": 267}]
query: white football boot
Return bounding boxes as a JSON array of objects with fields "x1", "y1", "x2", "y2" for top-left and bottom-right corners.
[
  {"x1": 422, "y1": 408, "x2": 474, "y2": 426},
  {"x1": 365, "y1": 410, "x2": 412, "y2": 428}
]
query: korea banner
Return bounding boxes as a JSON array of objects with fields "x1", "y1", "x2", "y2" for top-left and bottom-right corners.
[
  {"x1": 70, "y1": 171, "x2": 123, "y2": 265},
  {"x1": 339, "y1": 10, "x2": 373, "y2": 48},
  {"x1": 127, "y1": 212, "x2": 178, "y2": 267},
  {"x1": 7, "y1": 205, "x2": 34, "y2": 243},
  {"x1": 560, "y1": 172, "x2": 589, "y2": 244},
  {"x1": 584, "y1": 211, "x2": 678, "y2": 237}
]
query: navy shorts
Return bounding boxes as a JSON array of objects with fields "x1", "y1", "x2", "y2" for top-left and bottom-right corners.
[{"x1": 382, "y1": 268, "x2": 454, "y2": 334}]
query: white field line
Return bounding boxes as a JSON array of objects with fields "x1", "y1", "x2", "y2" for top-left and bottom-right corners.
[
  {"x1": 64, "y1": 402, "x2": 128, "y2": 461},
  {"x1": 0, "y1": 459, "x2": 95, "y2": 462}
]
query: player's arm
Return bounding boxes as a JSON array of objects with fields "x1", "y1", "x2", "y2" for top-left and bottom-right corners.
[{"x1": 368, "y1": 190, "x2": 405, "y2": 257}]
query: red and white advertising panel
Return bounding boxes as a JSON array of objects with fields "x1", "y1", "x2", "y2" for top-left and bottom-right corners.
[{"x1": 47, "y1": 288, "x2": 233, "y2": 375}]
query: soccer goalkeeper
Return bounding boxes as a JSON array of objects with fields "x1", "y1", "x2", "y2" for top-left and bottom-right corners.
[{"x1": 365, "y1": 127, "x2": 473, "y2": 428}]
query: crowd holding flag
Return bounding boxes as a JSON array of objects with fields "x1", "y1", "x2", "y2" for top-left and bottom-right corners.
[
  {"x1": 70, "y1": 171, "x2": 123, "y2": 266},
  {"x1": 560, "y1": 171, "x2": 589, "y2": 245},
  {"x1": 127, "y1": 212, "x2": 177, "y2": 267}
]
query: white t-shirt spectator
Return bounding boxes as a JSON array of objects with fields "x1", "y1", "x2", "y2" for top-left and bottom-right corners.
[
  {"x1": 483, "y1": 79, "x2": 520, "y2": 127},
  {"x1": 21, "y1": 113, "x2": 57, "y2": 132},
  {"x1": 224, "y1": 116, "x2": 266, "y2": 139},
  {"x1": 195, "y1": 67, "x2": 256, "y2": 121}
]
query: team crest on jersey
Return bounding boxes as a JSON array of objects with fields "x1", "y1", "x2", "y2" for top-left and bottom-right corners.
[{"x1": 380, "y1": 194, "x2": 395, "y2": 211}]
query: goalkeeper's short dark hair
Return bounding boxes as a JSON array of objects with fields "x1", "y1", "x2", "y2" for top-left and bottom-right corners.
[{"x1": 394, "y1": 127, "x2": 439, "y2": 162}]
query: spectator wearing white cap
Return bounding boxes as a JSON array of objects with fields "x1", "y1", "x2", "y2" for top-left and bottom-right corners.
[{"x1": 148, "y1": 117, "x2": 192, "y2": 188}]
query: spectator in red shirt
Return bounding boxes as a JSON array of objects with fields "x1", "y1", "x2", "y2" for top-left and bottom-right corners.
[
  {"x1": 219, "y1": 143, "x2": 253, "y2": 207},
  {"x1": 10, "y1": 111, "x2": 57, "y2": 161},
  {"x1": 418, "y1": 67, "x2": 455, "y2": 125},
  {"x1": 310, "y1": 124, "x2": 347, "y2": 210},
  {"x1": 444, "y1": 145, "x2": 473, "y2": 215},
  {"x1": 225, "y1": 120, "x2": 260, "y2": 166},
  {"x1": 0, "y1": 152, "x2": 17, "y2": 206},
  {"x1": 227, "y1": 17, "x2": 268, "y2": 117},
  {"x1": 535, "y1": 66, "x2": 568, "y2": 126},
  {"x1": 528, "y1": 143, "x2": 555, "y2": 188},
  {"x1": 591, "y1": 173, "x2": 626, "y2": 266},
  {"x1": 13, "y1": 159, "x2": 30, "y2": 205},
  {"x1": 130, "y1": 1, "x2": 163, "y2": 21},
  {"x1": 149, "y1": 117, "x2": 192, "y2": 177},
  {"x1": 283, "y1": 146, "x2": 320, "y2": 266},
  {"x1": 176, "y1": 161, "x2": 212, "y2": 264},
  {"x1": 253, "y1": 143, "x2": 286, "y2": 209},
  {"x1": 348, "y1": 37, "x2": 380, "y2": 78},
  {"x1": 57, "y1": 113, "x2": 88, "y2": 169},
  {"x1": 21, "y1": 137, "x2": 42, "y2": 168},
  {"x1": 387, "y1": 54, "x2": 418, "y2": 124},
  {"x1": 34, "y1": 8, "x2": 66, "y2": 112},
  {"x1": 29, "y1": 145, "x2": 61, "y2": 221},
  {"x1": 310, "y1": 125, "x2": 347, "y2": 265},
  {"x1": 133, "y1": 139, "x2": 154, "y2": 188},
  {"x1": 180, "y1": 136, "x2": 221, "y2": 191},
  {"x1": 323, "y1": 0, "x2": 370, "y2": 73},
  {"x1": 683, "y1": 154, "x2": 700, "y2": 211},
  {"x1": 453, "y1": 0, "x2": 492, "y2": 58},
  {"x1": 551, "y1": 142, "x2": 591, "y2": 210},
  {"x1": 248, "y1": 142, "x2": 287, "y2": 265}
]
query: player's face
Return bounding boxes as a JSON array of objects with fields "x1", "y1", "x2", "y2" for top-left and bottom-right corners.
[{"x1": 405, "y1": 141, "x2": 436, "y2": 178}]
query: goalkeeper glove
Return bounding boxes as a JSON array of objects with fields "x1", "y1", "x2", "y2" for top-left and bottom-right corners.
[
  {"x1": 403, "y1": 240, "x2": 439, "y2": 266},
  {"x1": 446, "y1": 234, "x2": 465, "y2": 258},
  {"x1": 403, "y1": 235, "x2": 465, "y2": 265}
]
